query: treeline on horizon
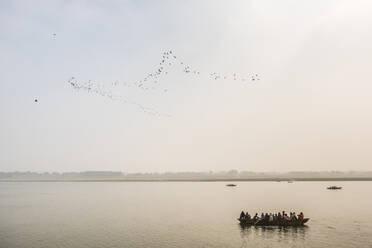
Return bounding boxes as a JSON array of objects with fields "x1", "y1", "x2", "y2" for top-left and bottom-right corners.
[{"x1": 1, "y1": 170, "x2": 372, "y2": 180}]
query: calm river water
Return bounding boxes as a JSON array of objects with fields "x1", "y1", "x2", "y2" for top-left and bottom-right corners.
[{"x1": 1, "y1": 181, "x2": 372, "y2": 248}]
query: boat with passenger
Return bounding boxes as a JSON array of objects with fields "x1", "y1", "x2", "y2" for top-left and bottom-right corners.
[
  {"x1": 238, "y1": 211, "x2": 309, "y2": 226},
  {"x1": 327, "y1": 186, "x2": 342, "y2": 190}
]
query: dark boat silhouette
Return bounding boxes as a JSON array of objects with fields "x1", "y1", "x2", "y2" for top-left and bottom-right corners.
[
  {"x1": 327, "y1": 186, "x2": 342, "y2": 190},
  {"x1": 226, "y1": 184, "x2": 237, "y2": 187},
  {"x1": 238, "y1": 218, "x2": 309, "y2": 226}
]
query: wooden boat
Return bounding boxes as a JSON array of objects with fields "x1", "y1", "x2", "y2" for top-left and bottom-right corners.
[
  {"x1": 226, "y1": 184, "x2": 237, "y2": 187},
  {"x1": 327, "y1": 186, "x2": 342, "y2": 190},
  {"x1": 238, "y1": 218, "x2": 309, "y2": 226}
]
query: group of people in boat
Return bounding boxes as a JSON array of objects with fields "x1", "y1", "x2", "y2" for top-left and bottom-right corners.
[{"x1": 240, "y1": 211, "x2": 305, "y2": 222}]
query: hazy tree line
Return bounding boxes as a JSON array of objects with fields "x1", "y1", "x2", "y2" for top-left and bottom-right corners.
[{"x1": 1, "y1": 170, "x2": 372, "y2": 180}]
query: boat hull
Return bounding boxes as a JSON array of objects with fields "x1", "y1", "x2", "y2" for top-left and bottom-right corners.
[{"x1": 238, "y1": 218, "x2": 309, "y2": 226}]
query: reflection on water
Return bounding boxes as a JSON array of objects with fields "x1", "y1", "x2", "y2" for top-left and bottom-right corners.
[{"x1": 239, "y1": 225, "x2": 308, "y2": 248}]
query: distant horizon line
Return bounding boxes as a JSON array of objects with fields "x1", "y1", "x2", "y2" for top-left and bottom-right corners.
[
  {"x1": 2, "y1": 170, "x2": 372, "y2": 182},
  {"x1": 1, "y1": 170, "x2": 372, "y2": 174}
]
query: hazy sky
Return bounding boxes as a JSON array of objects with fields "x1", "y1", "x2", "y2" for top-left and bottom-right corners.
[{"x1": 1, "y1": 0, "x2": 372, "y2": 172}]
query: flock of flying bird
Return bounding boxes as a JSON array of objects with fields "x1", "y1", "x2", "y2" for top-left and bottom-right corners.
[
  {"x1": 33, "y1": 34, "x2": 262, "y2": 116},
  {"x1": 67, "y1": 49, "x2": 261, "y2": 116},
  {"x1": 68, "y1": 76, "x2": 167, "y2": 116},
  {"x1": 109, "y1": 50, "x2": 260, "y2": 92}
]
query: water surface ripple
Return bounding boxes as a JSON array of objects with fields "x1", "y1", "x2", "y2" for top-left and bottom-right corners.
[{"x1": 1, "y1": 181, "x2": 371, "y2": 248}]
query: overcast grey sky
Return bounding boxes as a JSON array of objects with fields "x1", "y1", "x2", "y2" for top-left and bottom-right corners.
[{"x1": 1, "y1": 0, "x2": 372, "y2": 172}]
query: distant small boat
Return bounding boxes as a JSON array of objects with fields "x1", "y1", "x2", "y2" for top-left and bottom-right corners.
[
  {"x1": 327, "y1": 186, "x2": 342, "y2": 190},
  {"x1": 226, "y1": 184, "x2": 237, "y2": 187},
  {"x1": 287, "y1": 180, "x2": 293, "y2": 183}
]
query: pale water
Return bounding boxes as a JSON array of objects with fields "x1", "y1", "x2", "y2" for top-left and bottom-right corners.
[{"x1": 1, "y1": 181, "x2": 372, "y2": 248}]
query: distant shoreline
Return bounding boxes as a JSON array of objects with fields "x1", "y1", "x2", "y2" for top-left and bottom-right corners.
[{"x1": 1, "y1": 177, "x2": 372, "y2": 182}]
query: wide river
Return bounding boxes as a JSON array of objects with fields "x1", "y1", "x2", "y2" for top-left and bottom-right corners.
[{"x1": 1, "y1": 181, "x2": 372, "y2": 248}]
